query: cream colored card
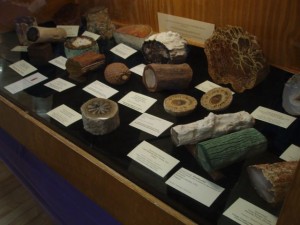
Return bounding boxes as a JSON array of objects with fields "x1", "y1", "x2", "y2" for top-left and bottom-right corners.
[
  {"x1": 128, "y1": 141, "x2": 179, "y2": 177},
  {"x1": 158, "y1": 12, "x2": 215, "y2": 43},
  {"x1": 166, "y1": 168, "x2": 224, "y2": 207},
  {"x1": 118, "y1": 91, "x2": 157, "y2": 113},
  {"x1": 9, "y1": 60, "x2": 37, "y2": 77},
  {"x1": 110, "y1": 43, "x2": 137, "y2": 59},
  {"x1": 130, "y1": 64, "x2": 146, "y2": 76},
  {"x1": 82, "y1": 31, "x2": 101, "y2": 40},
  {"x1": 4, "y1": 72, "x2": 47, "y2": 94},
  {"x1": 251, "y1": 106, "x2": 296, "y2": 128},
  {"x1": 49, "y1": 56, "x2": 67, "y2": 70},
  {"x1": 47, "y1": 104, "x2": 82, "y2": 127},
  {"x1": 280, "y1": 144, "x2": 300, "y2": 161},
  {"x1": 83, "y1": 80, "x2": 118, "y2": 99},
  {"x1": 57, "y1": 25, "x2": 79, "y2": 37},
  {"x1": 130, "y1": 113, "x2": 173, "y2": 137},
  {"x1": 11, "y1": 46, "x2": 28, "y2": 52},
  {"x1": 44, "y1": 78, "x2": 75, "y2": 92},
  {"x1": 195, "y1": 80, "x2": 222, "y2": 92},
  {"x1": 223, "y1": 198, "x2": 277, "y2": 225}
]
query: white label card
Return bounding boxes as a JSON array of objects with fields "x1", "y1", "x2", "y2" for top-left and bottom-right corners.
[
  {"x1": 158, "y1": 12, "x2": 215, "y2": 43},
  {"x1": 82, "y1": 31, "x2": 101, "y2": 40},
  {"x1": 195, "y1": 80, "x2": 222, "y2": 93},
  {"x1": 223, "y1": 198, "x2": 277, "y2": 225},
  {"x1": 280, "y1": 144, "x2": 300, "y2": 161},
  {"x1": 166, "y1": 168, "x2": 224, "y2": 207},
  {"x1": 57, "y1": 25, "x2": 79, "y2": 37},
  {"x1": 130, "y1": 64, "x2": 146, "y2": 76},
  {"x1": 118, "y1": 91, "x2": 157, "y2": 113},
  {"x1": 9, "y1": 60, "x2": 37, "y2": 77},
  {"x1": 49, "y1": 56, "x2": 67, "y2": 70},
  {"x1": 47, "y1": 104, "x2": 82, "y2": 127},
  {"x1": 251, "y1": 106, "x2": 296, "y2": 128},
  {"x1": 44, "y1": 78, "x2": 75, "y2": 92},
  {"x1": 110, "y1": 43, "x2": 137, "y2": 59},
  {"x1": 128, "y1": 141, "x2": 179, "y2": 177},
  {"x1": 11, "y1": 46, "x2": 28, "y2": 52},
  {"x1": 130, "y1": 113, "x2": 173, "y2": 137},
  {"x1": 83, "y1": 80, "x2": 118, "y2": 99},
  {"x1": 4, "y1": 72, "x2": 48, "y2": 94}
]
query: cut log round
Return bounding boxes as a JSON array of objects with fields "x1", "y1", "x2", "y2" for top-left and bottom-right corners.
[
  {"x1": 247, "y1": 161, "x2": 298, "y2": 204},
  {"x1": 163, "y1": 94, "x2": 197, "y2": 116},
  {"x1": 81, "y1": 98, "x2": 120, "y2": 135},
  {"x1": 200, "y1": 87, "x2": 233, "y2": 111},
  {"x1": 143, "y1": 63, "x2": 193, "y2": 92}
]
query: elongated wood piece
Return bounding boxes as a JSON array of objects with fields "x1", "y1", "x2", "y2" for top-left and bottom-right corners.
[
  {"x1": 171, "y1": 111, "x2": 255, "y2": 146},
  {"x1": 143, "y1": 63, "x2": 193, "y2": 92},
  {"x1": 247, "y1": 161, "x2": 298, "y2": 204},
  {"x1": 26, "y1": 26, "x2": 67, "y2": 43},
  {"x1": 195, "y1": 128, "x2": 267, "y2": 172}
]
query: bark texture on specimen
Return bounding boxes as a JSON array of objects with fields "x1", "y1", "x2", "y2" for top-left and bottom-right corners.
[
  {"x1": 143, "y1": 63, "x2": 193, "y2": 92},
  {"x1": 247, "y1": 161, "x2": 298, "y2": 204},
  {"x1": 195, "y1": 128, "x2": 267, "y2": 172},
  {"x1": 204, "y1": 26, "x2": 269, "y2": 93},
  {"x1": 171, "y1": 111, "x2": 255, "y2": 146}
]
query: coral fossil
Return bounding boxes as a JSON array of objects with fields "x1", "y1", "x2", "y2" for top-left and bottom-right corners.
[{"x1": 204, "y1": 26, "x2": 269, "y2": 93}]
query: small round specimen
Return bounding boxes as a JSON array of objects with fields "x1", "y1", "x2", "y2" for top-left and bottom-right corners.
[
  {"x1": 104, "y1": 63, "x2": 131, "y2": 85},
  {"x1": 204, "y1": 26, "x2": 269, "y2": 93},
  {"x1": 81, "y1": 98, "x2": 120, "y2": 135},
  {"x1": 200, "y1": 87, "x2": 233, "y2": 111},
  {"x1": 164, "y1": 94, "x2": 197, "y2": 116}
]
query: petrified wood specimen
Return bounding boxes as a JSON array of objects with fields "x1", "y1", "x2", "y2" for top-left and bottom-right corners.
[
  {"x1": 204, "y1": 26, "x2": 269, "y2": 93},
  {"x1": 282, "y1": 74, "x2": 300, "y2": 116},
  {"x1": 28, "y1": 43, "x2": 54, "y2": 66},
  {"x1": 196, "y1": 128, "x2": 267, "y2": 172},
  {"x1": 64, "y1": 36, "x2": 99, "y2": 58},
  {"x1": 66, "y1": 51, "x2": 105, "y2": 80},
  {"x1": 81, "y1": 98, "x2": 120, "y2": 135},
  {"x1": 113, "y1": 24, "x2": 153, "y2": 50},
  {"x1": 164, "y1": 94, "x2": 197, "y2": 117},
  {"x1": 141, "y1": 31, "x2": 188, "y2": 64},
  {"x1": 26, "y1": 26, "x2": 67, "y2": 43},
  {"x1": 171, "y1": 111, "x2": 255, "y2": 146},
  {"x1": 104, "y1": 63, "x2": 131, "y2": 85},
  {"x1": 247, "y1": 161, "x2": 298, "y2": 204},
  {"x1": 143, "y1": 63, "x2": 193, "y2": 92},
  {"x1": 200, "y1": 87, "x2": 233, "y2": 111}
]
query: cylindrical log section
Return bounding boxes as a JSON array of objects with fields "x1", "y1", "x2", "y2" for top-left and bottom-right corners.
[
  {"x1": 196, "y1": 128, "x2": 267, "y2": 172},
  {"x1": 26, "y1": 26, "x2": 67, "y2": 43},
  {"x1": 142, "y1": 63, "x2": 193, "y2": 92},
  {"x1": 247, "y1": 161, "x2": 298, "y2": 204}
]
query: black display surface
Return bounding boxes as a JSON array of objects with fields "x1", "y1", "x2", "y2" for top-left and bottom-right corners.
[{"x1": 0, "y1": 30, "x2": 299, "y2": 225}]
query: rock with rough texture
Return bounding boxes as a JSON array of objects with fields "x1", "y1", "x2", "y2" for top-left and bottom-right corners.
[
  {"x1": 204, "y1": 26, "x2": 269, "y2": 93},
  {"x1": 282, "y1": 74, "x2": 300, "y2": 116},
  {"x1": 64, "y1": 36, "x2": 99, "y2": 58},
  {"x1": 171, "y1": 111, "x2": 255, "y2": 146},
  {"x1": 248, "y1": 161, "x2": 298, "y2": 204},
  {"x1": 164, "y1": 94, "x2": 197, "y2": 116},
  {"x1": 104, "y1": 63, "x2": 131, "y2": 85},
  {"x1": 141, "y1": 31, "x2": 188, "y2": 64}
]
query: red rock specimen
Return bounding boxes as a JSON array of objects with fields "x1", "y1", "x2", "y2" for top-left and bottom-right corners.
[
  {"x1": 204, "y1": 26, "x2": 269, "y2": 93},
  {"x1": 247, "y1": 161, "x2": 298, "y2": 204}
]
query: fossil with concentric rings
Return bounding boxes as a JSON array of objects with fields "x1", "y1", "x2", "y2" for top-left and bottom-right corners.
[
  {"x1": 164, "y1": 94, "x2": 197, "y2": 116},
  {"x1": 81, "y1": 98, "x2": 120, "y2": 135}
]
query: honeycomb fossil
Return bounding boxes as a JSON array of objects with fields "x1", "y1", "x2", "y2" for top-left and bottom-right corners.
[{"x1": 204, "y1": 26, "x2": 269, "y2": 93}]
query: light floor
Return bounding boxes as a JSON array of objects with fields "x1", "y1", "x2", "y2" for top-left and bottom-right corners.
[{"x1": 0, "y1": 160, "x2": 57, "y2": 225}]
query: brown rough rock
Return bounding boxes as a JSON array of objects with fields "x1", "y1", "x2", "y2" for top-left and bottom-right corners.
[{"x1": 204, "y1": 26, "x2": 269, "y2": 93}]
